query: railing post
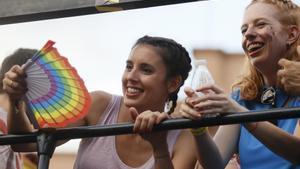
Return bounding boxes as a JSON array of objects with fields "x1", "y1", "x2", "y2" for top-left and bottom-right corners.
[{"x1": 37, "y1": 132, "x2": 56, "y2": 169}]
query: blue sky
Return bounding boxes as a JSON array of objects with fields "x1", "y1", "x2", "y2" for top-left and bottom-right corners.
[{"x1": 1, "y1": 0, "x2": 299, "y2": 153}]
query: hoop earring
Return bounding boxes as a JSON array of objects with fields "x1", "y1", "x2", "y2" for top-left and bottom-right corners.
[{"x1": 165, "y1": 99, "x2": 173, "y2": 113}]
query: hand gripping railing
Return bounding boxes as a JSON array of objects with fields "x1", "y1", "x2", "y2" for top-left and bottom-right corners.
[{"x1": 1, "y1": 107, "x2": 300, "y2": 169}]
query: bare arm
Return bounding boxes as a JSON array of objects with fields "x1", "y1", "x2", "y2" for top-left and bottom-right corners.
[
  {"x1": 193, "y1": 131, "x2": 223, "y2": 169},
  {"x1": 7, "y1": 99, "x2": 87, "y2": 151},
  {"x1": 214, "y1": 124, "x2": 241, "y2": 167},
  {"x1": 7, "y1": 100, "x2": 38, "y2": 151},
  {"x1": 172, "y1": 130, "x2": 198, "y2": 169},
  {"x1": 7, "y1": 89, "x2": 111, "y2": 152},
  {"x1": 131, "y1": 109, "x2": 175, "y2": 169},
  {"x1": 147, "y1": 129, "x2": 198, "y2": 169},
  {"x1": 180, "y1": 86, "x2": 245, "y2": 169},
  {"x1": 189, "y1": 125, "x2": 240, "y2": 169},
  {"x1": 244, "y1": 121, "x2": 300, "y2": 164},
  {"x1": 152, "y1": 137, "x2": 174, "y2": 169},
  {"x1": 131, "y1": 108, "x2": 197, "y2": 169}
]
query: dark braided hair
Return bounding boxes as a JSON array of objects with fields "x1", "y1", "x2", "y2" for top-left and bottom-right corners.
[
  {"x1": 133, "y1": 35, "x2": 192, "y2": 114},
  {"x1": 0, "y1": 48, "x2": 37, "y2": 92}
]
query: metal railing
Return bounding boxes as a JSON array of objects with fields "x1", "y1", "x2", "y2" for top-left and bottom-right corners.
[{"x1": 1, "y1": 107, "x2": 300, "y2": 169}]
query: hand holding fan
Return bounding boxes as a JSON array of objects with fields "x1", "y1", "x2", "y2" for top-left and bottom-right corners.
[{"x1": 22, "y1": 40, "x2": 91, "y2": 128}]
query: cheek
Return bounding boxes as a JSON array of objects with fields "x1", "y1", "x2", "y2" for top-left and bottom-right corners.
[
  {"x1": 154, "y1": 82, "x2": 169, "y2": 96},
  {"x1": 262, "y1": 26, "x2": 276, "y2": 40},
  {"x1": 242, "y1": 38, "x2": 247, "y2": 52},
  {"x1": 121, "y1": 73, "x2": 127, "y2": 87},
  {"x1": 147, "y1": 78, "x2": 166, "y2": 91},
  {"x1": 121, "y1": 72, "x2": 126, "y2": 80}
]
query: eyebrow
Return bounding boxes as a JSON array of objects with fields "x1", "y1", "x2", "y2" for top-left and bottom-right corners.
[
  {"x1": 241, "y1": 18, "x2": 267, "y2": 29},
  {"x1": 140, "y1": 63, "x2": 154, "y2": 68},
  {"x1": 126, "y1": 60, "x2": 132, "y2": 64}
]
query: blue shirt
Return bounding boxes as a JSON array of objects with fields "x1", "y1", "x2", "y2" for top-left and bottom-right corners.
[{"x1": 231, "y1": 89, "x2": 300, "y2": 169}]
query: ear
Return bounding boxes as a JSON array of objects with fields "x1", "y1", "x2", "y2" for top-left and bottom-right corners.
[
  {"x1": 286, "y1": 25, "x2": 300, "y2": 46},
  {"x1": 167, "y1": 75, "x2": 182, "y2": 93}
]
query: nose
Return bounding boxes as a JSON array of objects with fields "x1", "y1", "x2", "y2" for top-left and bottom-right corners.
[
  {"x1": 126, "y1": 68, "x2": 138, "y2": 81},
  {"x1": 244, "y1": 26, "x2": 257, "y2": 40}
]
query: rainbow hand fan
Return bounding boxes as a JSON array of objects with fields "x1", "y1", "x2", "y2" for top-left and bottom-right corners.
[{"x1": 22, "y1": 40, "x2": 91, "y2": 128}]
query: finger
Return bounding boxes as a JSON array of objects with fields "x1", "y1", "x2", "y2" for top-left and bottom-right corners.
[
  {"x1": 139, "y1": 117, "x2": 149, "y2": 133},
  {"x1": 156, "y1": 112, "x2": 169, "y2": 124},
  {"x1": 201, "y1": 89, "x2": 213, "y2": 95},
  {"x1": 7, "y1": 79, "x2": 24, "y2": 89},
  {"x1": 278, "y1": 58, "x2": 290, "y2": 67},
  {"x1": 179, "y1": 104, "x2": 201, "y2": 119},
  {"x1": 184, "y1": 87, "x2": 196, "y2": 97},
  {"x1": 129, "y1": 107, "x2": 138, "y2": 121},
  {"x1": 146, "y1": 115, "x2": 156, "y2": 132},
  {"x1": 201, "y1": 108, "x2": 223, "y2": 114},
  {"x1": 3, "y1": 78, "x2": 13, "y2": 89},
  {"x1": 5, "y1": 66, "x2": 23, "y2": 81},
  {"x1": 13, "y1": 81, "x2": 27, "y2": 91},
  {"x1": 196, "y1": 84, "x2": 224, "y2": 94},
  {"x1": 191, "y1": 93, "x2": 226, "y2": 105},
  {"x1": 179, "y1": 110, "x2": 201, "y2": 120},
  {"x1": 194, "y1": 100, "x2": 227, "y2": 110},
  {"x1": 130, "y1": 108, "x2": 140, "y2": 132},
  {"x1": 11, "y1": 65, "x2": 25, "y2": 77},
  {"x1": 180, "y1": 104, "x2": 202, "y2": 119},
  {"x1": 184, "y1": 97, "x2": 195, "y2": 107},
  {"x1": 277, "y1": 69, "x2": 285, "y2": 78}
]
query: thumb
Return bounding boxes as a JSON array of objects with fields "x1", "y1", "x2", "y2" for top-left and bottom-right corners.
[
  {"x1": 278, "y1": 58, "x2": 291, "y2": 67},
  {"x1": 184, "y1": 86, "x2": 196, "y2": 97},
  {"x1": 11, "y1": 65, "x2": 25, "y2": 75},
  {"x1": 129, "y1": 107, "x2": 139, "y2": 121}
]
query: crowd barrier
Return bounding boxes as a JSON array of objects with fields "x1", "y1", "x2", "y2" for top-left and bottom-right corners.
[{"x1": 1, "y1": 107, "x2": 300, "y2": 169}]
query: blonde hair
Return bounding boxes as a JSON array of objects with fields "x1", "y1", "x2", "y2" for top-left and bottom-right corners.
[{"x1": 233, "y1": 0, "x2": 300, "y2": 100}]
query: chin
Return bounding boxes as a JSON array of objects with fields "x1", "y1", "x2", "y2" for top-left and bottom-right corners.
[
  {"x1": 252, "y1": 57, "x2": 271, "y2": 72},
  {"x1": 123, "y1": 98, "x2": 137, "y2": 107}
]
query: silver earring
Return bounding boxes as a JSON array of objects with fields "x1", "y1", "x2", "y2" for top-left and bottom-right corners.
[{"x1": 165, "y1": 99, "x2": 173, "y2": 112}]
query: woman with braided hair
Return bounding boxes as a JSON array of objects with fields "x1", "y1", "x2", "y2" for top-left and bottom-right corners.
[
  {"x1": 176, "y1": 0, "x2": 300, "y2": 169},
  {"x1": 3, "y1": 35, "x2": 197, "y2": 169}
]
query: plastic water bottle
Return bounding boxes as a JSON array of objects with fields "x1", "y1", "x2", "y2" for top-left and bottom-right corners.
[{"x1": 190, "y1": 59, "x2": 214, "y2": 96}]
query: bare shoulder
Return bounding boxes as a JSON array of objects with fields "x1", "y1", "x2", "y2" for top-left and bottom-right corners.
[
  {"x1": 172, "y1": 129, "x2": 197, "y2": 169},
  {"x1": 85, "y1": 90, "x2": 113, "y2": 125}
]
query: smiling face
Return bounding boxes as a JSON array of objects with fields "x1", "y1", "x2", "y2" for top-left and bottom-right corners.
[
  {"x1": 241, "y1": 2, "x2": 289, "y2": 75},
  {"x1": 122, "y1": 44, "x2": 170, "y2": 112}
]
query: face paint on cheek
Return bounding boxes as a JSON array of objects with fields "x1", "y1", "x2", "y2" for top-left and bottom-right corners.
[
  {"x1": 267, "y1": 25, "x2": 276, "y2": 38},
  {"x1": 268, "y1": 26, "x2": 276, "y2": 37}
]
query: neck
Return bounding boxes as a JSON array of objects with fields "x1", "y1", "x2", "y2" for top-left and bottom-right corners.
[
  {"x1": 263, "y1": 76, "x2": 277, "y2": 87},
  {"x1": 262, "y1": 67, "x2": 280, "y2": 87}
]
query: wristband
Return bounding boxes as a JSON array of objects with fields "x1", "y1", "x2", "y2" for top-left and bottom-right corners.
[{"x1": 190, "y1": 127, "x2": 207, "y2": 136}]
